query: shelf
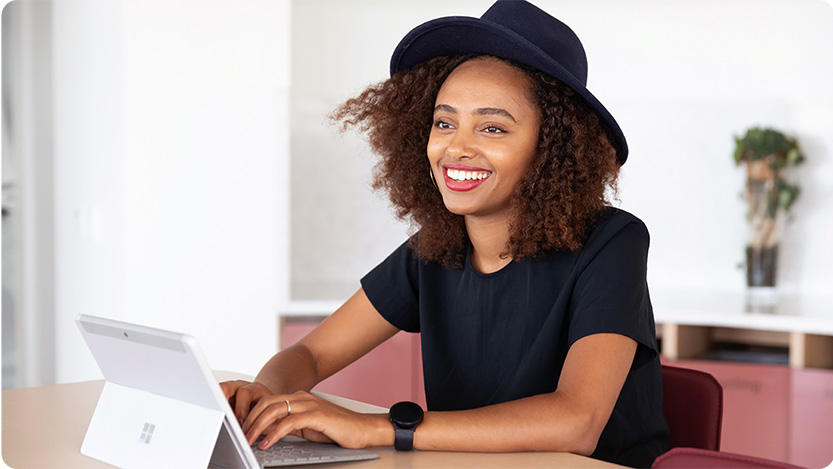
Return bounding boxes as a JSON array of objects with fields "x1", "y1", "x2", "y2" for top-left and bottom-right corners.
[
  {"x1": 653, "y1": 289, "x2": 833, "y2": 370},
  {"x1": 659, "y1": 323, "x2": 833, "y2": 370}
]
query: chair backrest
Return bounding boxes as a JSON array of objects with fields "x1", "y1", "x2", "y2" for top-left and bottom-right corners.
[
  {"x1": 662, "y1": 364, "x2": 723, "y2": 451},
  {"x1": 652, "y1": 447, "x2": 806, "y2": 469}
]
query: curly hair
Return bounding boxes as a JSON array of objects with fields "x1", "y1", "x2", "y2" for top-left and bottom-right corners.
[{"x1": 331, "y1": 55, "x2": 620, "y2": 269}]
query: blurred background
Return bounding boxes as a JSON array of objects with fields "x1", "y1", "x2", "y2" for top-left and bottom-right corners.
[{"x1": 2, "y1": 0, "x2": 833, "y2": 390}]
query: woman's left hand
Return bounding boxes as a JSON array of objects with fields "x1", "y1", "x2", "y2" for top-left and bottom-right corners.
[{"x1": 242, "y1": 391, "x2": 393, "y2": 450}]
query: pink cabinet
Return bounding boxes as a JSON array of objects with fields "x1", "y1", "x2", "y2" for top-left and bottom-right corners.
[
  {"x1": 668, "y1": 359, "x2": 833, "y2": 467},
  {"x1": 670, "y1": 360, "x2": 790, "y2": 462},
  {"x1": 790, "y1": 368, "x2": 833, "y2": 468},
  {"x1": 281, "y1": 316, "x2": 425, "y2": 409}
]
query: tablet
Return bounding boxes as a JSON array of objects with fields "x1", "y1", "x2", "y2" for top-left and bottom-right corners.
[{"x1": 76, "y1": 314, "x2": 378, "y2": 468}]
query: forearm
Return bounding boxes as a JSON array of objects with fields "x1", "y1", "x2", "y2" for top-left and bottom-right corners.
[
  {"x1": 411, "y1": 392, "x2": 604, "y2": 455},
  {"x1": 254, "y1": 344, "x2": 320, "y2": 395}
]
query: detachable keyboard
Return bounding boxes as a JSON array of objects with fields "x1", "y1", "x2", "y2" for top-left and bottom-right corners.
[{"x1": 251, "y1": 436, "x2": 379, "y2": 467}]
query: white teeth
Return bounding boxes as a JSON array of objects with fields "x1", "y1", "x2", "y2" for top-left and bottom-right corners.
[{"x1": 447, "y1": 169, "x2": 490, "y2": 182}]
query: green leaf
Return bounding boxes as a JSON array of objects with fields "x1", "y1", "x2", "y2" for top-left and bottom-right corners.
[
  {"x1": 734, "y1": 127, "x2": 801, "y2": 163},
  {"x1": 786, "y1": 148, "x2": 803, "y2": 166},
  {"x1": 778, "y1": 184, "x2": 800, "y2": 212},
  {"x1": 767, "y1": 199, "x2": 778, "y2": 218},
  {"x1": 733, "y1": 139, "x2": 744, "y2": 165}
]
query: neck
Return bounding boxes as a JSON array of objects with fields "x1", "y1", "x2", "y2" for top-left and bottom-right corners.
[{"x1": 465, "y1": 215, "x2": 512, "y2": 274}]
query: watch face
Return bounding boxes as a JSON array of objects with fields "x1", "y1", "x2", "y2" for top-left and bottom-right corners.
[{"x1": 390, "y1": 401, "x2": 424, "y2": 427}]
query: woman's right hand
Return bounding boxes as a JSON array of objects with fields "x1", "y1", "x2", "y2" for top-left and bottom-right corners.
[{"x1": 220, "y1": 380, "x2": 275, "y2": 425}]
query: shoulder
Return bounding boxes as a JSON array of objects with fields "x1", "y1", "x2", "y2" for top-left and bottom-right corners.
[
  {"x1": 586, "y1": 207, "x2": 649, "y2": 249},
  {"x1": 530, "y1": 207, "x2": 649, "y2": 268},
  {"x1": 568, "y1": 207, "x2": 651, "y2": 273},
  {"x1": 595, "y1": 207, "x2": 649, "y2": 235}
]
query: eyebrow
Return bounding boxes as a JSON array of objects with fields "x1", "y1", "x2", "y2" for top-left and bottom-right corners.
[{"x1": 434, "y1": 104, "x2": 517, "y2": 123}]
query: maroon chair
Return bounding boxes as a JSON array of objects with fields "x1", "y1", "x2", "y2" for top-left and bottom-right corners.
[
  {"x1": 655, "y1": 365, "x2": 807, "y2": 469},
  {"x1": 653, "y1": 447, "x2": 806, "y2": 469},
  {"x1": 661, "y1": 364, "x2": 723, "y2": 451}
]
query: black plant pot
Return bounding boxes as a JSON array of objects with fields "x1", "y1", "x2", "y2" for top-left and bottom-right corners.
[{"x1": 746, "y1": 245, "x2": 778, "y2": 287}]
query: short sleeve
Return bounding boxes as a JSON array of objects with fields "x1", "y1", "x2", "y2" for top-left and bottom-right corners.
[
  {"x1": 567, "y1": 219, "x2": 657, "y2": 354},
  {"x1": 360, "y1": 240, "x2": 421, "y2": 333}
]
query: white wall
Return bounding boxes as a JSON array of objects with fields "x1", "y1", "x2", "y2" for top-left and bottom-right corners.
[
  {"x1": 290, "y1": 0, "x2": 833, "y2": 301},
  {"x1": 118, "y1": 0, "x2": 289, "y2": 380},
  {"x1": 6, "y1": 0, "x2": 832, "y2": 386},
  {"x1": 2, "y1": 0, "x2": 57, "y2": 388},
  {"x1": 50, "y1": 0, "x2": 125, "y2": 384},
  {"x1": 48, "y1": 0, "x2": 290, "y2": 384}
]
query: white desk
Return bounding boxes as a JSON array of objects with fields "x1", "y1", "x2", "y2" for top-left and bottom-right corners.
[{"x1": 2, "y1": 374, "x2": 622, "y2": 468}]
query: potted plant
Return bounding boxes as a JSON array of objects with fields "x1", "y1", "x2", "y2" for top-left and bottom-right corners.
[{"x1": 733, "y1": 127, "x2": 804, "y2": 288}]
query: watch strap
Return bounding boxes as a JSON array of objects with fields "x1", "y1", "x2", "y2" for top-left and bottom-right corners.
[{"x1": 394, "y1": 425, "x2": 415, "y2": 451}]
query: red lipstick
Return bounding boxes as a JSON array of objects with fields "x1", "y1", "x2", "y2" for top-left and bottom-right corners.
[{"x1": 442, "y1": 165, "x2": 491, "y2": 192}]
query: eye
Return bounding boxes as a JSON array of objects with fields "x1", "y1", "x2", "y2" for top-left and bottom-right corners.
[
  {"x1": 482, "y1": 125, "x2": 506, "y2": 134},
  {"x1": 434, "y1": 119, "x2": 454, "y2": 130}
]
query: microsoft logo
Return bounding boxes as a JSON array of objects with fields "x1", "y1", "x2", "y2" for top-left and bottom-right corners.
[{"x1": 138, "y1": 422, "x2": 156, "y2": 444}]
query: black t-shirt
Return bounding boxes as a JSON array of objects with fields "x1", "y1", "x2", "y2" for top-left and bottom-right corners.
[{"x1": 361, "y1": 207, "x2": 669, "y2": 467}]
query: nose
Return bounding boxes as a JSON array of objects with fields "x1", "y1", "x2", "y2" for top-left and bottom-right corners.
[{"x1": 445, "y1": 130, "x2": 475, "y2": 160}]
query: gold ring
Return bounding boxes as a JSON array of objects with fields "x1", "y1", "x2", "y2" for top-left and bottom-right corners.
[{"x1": 284, "y1": 399, "x2": 291, "y2": 416}]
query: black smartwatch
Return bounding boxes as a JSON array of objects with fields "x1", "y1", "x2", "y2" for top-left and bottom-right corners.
[{"x1": 389, "y1": 401, "x2": 424, "y2": 451}]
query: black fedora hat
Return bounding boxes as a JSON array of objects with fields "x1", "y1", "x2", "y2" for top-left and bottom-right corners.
[{"x1": 390, "y1": 0, "x2": 628, "y2": 165}]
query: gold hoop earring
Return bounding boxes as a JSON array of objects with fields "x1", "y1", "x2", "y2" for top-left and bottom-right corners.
[{"x1": 429, "y1": 169, "x2": 439, "y2": 190}]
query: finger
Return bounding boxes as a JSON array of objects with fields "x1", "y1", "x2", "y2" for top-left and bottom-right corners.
[
  {"x1": 258, "y1": 414, "x2": 302, "y2": 450},
  {"x1": 244, "y1": 397, "x2": 289, "y2": 436},
  {"x1": 220, "y1": 381, "x2": 252, "y2": 418},
  {"x1": 244, "y1": 398, "x2": 294, "y2": 444},
  {"x1": 234, "y1": 388, "x2": 254, "y2": 424},
  {"x1": 259, "y1": 413, "x2": 334, "y2": 450},
  {"x1": 243, "y1": 394, "x2": 293, "y2": 433},
  {"x1": 244, "y1": 392, "x2": 319, "y2": 444},
  {"x1": 241, "y1": 397, "x2": 264, "y2": 435},
  {"x1": 219, "y1": 380, "x2": 248, "y2": 400},
  {"x1": 246, "y1": 408, "x2": 282, "y2": 446}
]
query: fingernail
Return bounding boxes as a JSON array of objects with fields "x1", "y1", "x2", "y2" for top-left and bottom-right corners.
[{"x1": 259, "y1": 439, "x2": 269, "y2": 449}]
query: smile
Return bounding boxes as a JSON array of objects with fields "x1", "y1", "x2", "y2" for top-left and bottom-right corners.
[
  {"x1": 442, "y1": 166, "x2": 491, "y2": 192},
  {"x1": 446, "y1": 168, "x2": 490, "y2": 181}
]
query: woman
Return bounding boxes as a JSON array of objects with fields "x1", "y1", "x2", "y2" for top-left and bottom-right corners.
[{"x1": 222, "y1": 1, "x2": 669, "y2": 466}]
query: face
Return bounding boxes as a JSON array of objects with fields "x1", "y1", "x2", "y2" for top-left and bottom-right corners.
[{"x1": 427, "y1": 58, "x2": 541, "y2": 222}]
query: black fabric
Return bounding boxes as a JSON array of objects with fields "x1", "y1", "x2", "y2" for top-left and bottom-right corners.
[{"x1": 361, "y1": 207, "x2": 669, "y2": 467}]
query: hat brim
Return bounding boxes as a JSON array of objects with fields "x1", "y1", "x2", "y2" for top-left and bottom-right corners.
[{"x1": 390, "y1": 16, "x2": 628, "y2": 164}]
